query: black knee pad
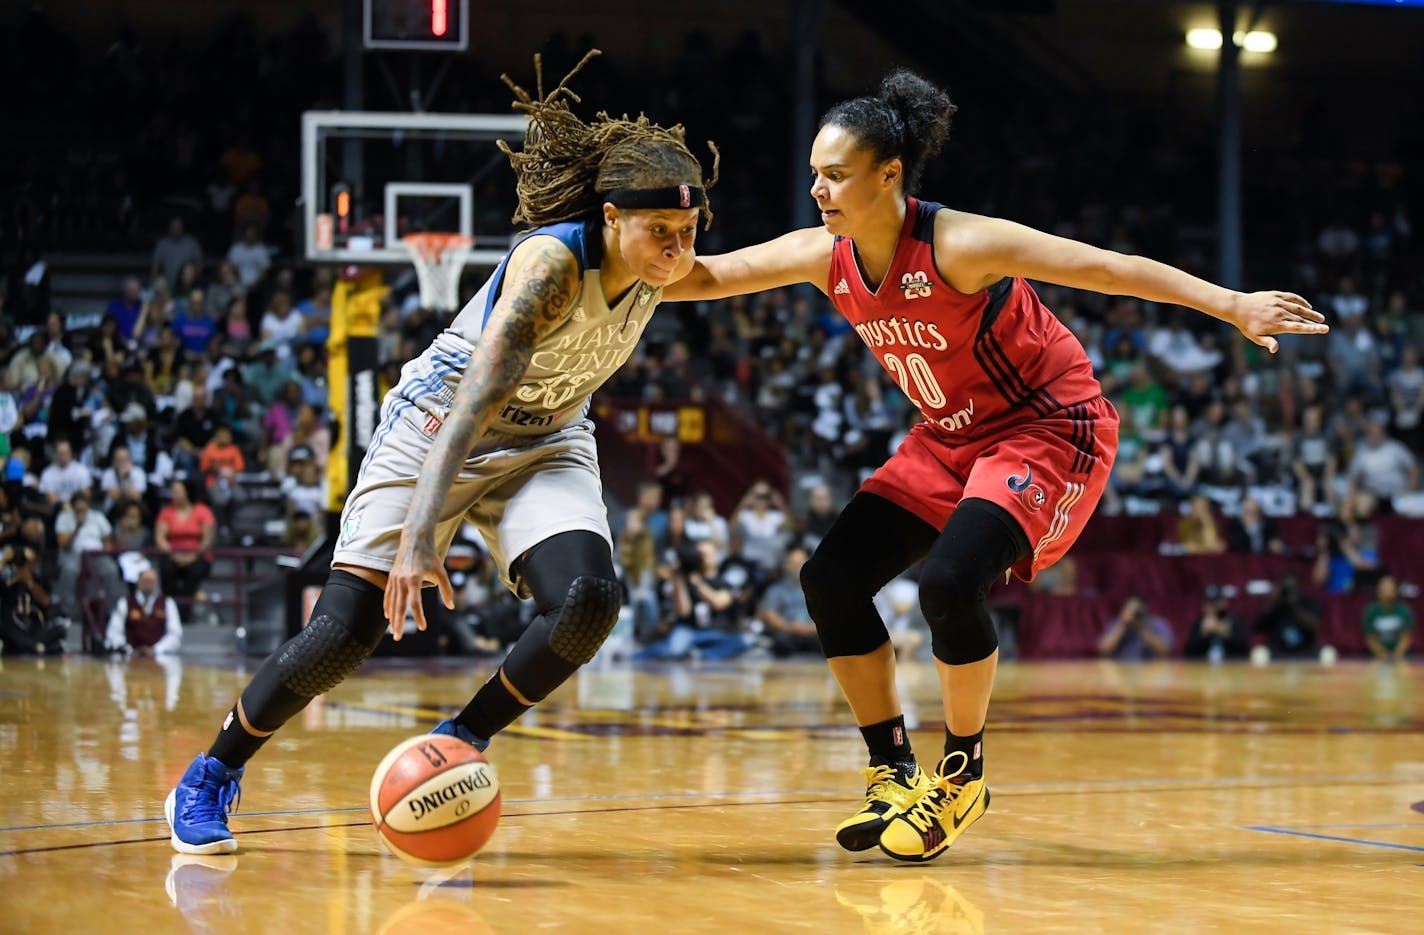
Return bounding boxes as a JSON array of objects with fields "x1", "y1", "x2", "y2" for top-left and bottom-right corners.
[
  {"x1": 549, "y1": 575, "x2": 621, "y2": 665},
  {"x1": 275, "y1": 570, "x2": 389, "y2": 696},
  {"x1": 919, "y1": 562, "x2": 1000, "y2": 665},
  {"x1": 239, "y1": 570, "x2": 388, "y2": 732},
  {"x1": 502, "y1": 574, "x2": 620, "y2": 702},
  {"x1": 920, "y1": 499, "x2": 1028, "y2": 665},
  {"x1": 801, "y1": 548, "x2": 889, "y2": 658}
]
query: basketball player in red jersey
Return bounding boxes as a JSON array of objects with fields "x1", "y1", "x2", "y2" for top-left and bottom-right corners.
[{"x1": 663, "y1": 68, "x2": 1328, "y2": 862}]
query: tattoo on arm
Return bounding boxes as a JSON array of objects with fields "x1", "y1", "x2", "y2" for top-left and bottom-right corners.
[{"x1": 402, "y1": 240, "x2": 578, "y2": 539}]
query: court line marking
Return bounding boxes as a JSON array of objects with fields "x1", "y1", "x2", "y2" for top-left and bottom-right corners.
[
  {"x1": 1244, "y1": 826, "x2": 1424, "y2": 854},
  {"x1": 0, "y1": 790, "x2": 821, "y2": 833},
  {"x1": 0, "y1": 798, "x2": 849, "y2": 857},
  {"x1": 1268, "y1": 823, "x2": 1421, "y2": 830},
  {"x1": 7, "y1": 789, "x2": 1421, "y2": 858},
  {"x1": 0, "y1": 771, "x2": 1412, "y2": 835},
  {"x1": 317, "y1": 700, "x2": 1424, "y2": 736}
]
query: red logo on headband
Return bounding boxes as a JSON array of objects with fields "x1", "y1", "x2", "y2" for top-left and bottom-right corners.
[{"x1": 679, "y1": 184, "x2": 690, "y2": 208}]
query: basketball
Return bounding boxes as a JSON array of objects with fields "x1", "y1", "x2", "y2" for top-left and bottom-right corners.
[{"x1": 369, "y1": 735, "x2": 501, "y2": 867}]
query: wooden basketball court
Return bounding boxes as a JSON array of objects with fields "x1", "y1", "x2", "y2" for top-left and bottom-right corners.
[{"x1": 2, "y1": 655, "x2": 1420, "y2": 933}]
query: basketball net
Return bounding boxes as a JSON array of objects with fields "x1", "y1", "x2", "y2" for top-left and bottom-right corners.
[{"x1": 401, "y1": 232, "x2": 474, "y2": 313}]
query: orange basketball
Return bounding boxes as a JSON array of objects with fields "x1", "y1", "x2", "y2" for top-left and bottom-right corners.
[{"x1": 369, "y1": 735, "x2": 501, "y2": 867}]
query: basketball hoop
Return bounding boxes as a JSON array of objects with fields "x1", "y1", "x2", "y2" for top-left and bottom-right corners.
[{"x1": 401, "y1": 232, "x2": 474, "y2": 313}]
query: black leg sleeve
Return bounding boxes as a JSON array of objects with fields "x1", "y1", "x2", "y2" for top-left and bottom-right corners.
[
  {"x1": 801, "y1": 493, "x2": 939, "y2": 658},
  {"x1": 918, "y1": 498, "x2": 1030, "y2": 665}
]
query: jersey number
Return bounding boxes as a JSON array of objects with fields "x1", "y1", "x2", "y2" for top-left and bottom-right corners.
[{"x1": 883, "y1": 352, "x2": 946, "y2": 409}]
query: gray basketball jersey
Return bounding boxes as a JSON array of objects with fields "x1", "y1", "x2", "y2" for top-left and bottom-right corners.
[{"x1": 389, "y1": 219, "x2": 661, "y2": 438}]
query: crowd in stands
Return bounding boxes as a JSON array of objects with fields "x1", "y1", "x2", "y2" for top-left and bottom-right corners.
[{"x1": 0, "y1": 12, "x2": 1418, "y2": 660}]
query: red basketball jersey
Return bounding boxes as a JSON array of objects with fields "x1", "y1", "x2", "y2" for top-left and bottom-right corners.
[{"x1": 828, "y1": 197, "x2": 1101, "y2": 441}]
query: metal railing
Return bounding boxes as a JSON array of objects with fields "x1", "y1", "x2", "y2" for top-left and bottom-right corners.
[{"x1": 76, "y1": 546, "x2": 300, "y2": 652}]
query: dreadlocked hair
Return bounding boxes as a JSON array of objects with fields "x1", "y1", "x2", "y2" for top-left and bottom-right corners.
[{"x1": 498, "y1": 50, "x2": 719, "y2": 229}]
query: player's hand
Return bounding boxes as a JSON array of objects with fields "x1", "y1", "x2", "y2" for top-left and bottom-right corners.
[
  {"x1": 1229, "y1": 291, "x2": 1328, "y2": 353},
  {"x1": 383, "y1": 528, "x2": 455, "y2": 640}
]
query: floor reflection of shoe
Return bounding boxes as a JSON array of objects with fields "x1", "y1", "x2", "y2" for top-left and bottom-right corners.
[
  {"x1": 166, "y1": 853, "x2": 240, "y2": 931},
  {"x1": 834, "y1": 877, "x2": 984, "y2": 935},
  {"x1": 878, "y1": 752, "x2": 989, "y2": 863}
]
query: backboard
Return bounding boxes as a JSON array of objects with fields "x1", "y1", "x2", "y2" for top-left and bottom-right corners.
[
  {"x1": 364, "y1": 0, "x2": 468, "y2": 52},
  {"x1": 301, "y1": 110, "x2": 528, "y2": 267}
]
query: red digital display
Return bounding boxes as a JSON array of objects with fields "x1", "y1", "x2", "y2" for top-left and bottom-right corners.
[{"x1": 364, "y1": 0, "x2": 467, "y2": 51}]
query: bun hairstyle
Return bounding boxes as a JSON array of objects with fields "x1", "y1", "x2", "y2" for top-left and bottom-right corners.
[{"x1": 819, "y1": 68, "x2": 957, "y2": 194}]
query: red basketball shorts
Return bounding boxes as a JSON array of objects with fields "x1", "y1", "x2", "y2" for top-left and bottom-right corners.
[{"x1": 860, "y1": 395, "x2": 1119, "y2": 582}]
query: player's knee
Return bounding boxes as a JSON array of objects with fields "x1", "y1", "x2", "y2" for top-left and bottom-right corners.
[
  {"x1": 917, "y1": 558, "x2": 988, "y2": 627},
  {"x1": 501, "y1": 574, "x2": 621, "y2": 702},
  {"x1": 275, "y1": 570, "x2": 388, "y2": 696},
  {"x1": 801, "y1": 547, "x2": 869, "y2": 616},
  {"x1": 801, "y1": 548, "x2": 889, "y2": 658},
  {"x1": 918, "y1": 558, "x2": 999, "y2": 665},
  {"x1": 548, "y1": 574, "x2": 621, "y2": 665}
]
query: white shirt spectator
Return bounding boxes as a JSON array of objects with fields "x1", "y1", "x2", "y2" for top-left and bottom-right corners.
[
  {"x1": 1317, "y1": 224, "x2": 1359, "y2": 260},
  {"x1": 105, "y1": 588, "x2": 183, "y2": 656},
  {"x1": 281, "y1": 474, "x2": 327, "y2": 517},
  {"x1": 227, "y1": 239, "x2": 271, "y2": 289},
  {"x1": 1330, "y1": 291, "x2": 1368, "y2": 321},
  {"x1": 0, "y1": 392, "x2": 18, "y2": 434},
  {"x1": 1148, "y1": 325, "x2": 1222, "y2": 374},
  {"x1": 1348, "y1": 436, "x2": 1418, "y2": 499},
  {"x1": 1389, "y1": 356, "x2": 1424, "y2": 430},
  {"x1": 684, "y1": 513, "x2": 729, "y2": 554},
  {"x1": 100, "y1": 464, "x2": 148, "y2": 507},
  {"x1": 56, "y1": 505, "x2": 112, "y2": 555},
  {"x1": 45, "y1": 339, "x2": 73, "y2": 378},
  {"x1": 204, "y1": 356, "x2": 238, "y2": 394},
  {"x1": 736, "y1": 507, "x2": 789, "y2": 572},
  {"x1": 39, "y1": 460, "x2": 93, "y2": 504},
  {"x1": 260, "y1": 308, "x2": 305, "y2": 345}
]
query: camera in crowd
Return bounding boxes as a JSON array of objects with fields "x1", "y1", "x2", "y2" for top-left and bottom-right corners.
[
  {"x1": 0, "y1": 543, "x2": 38, "y2": 585},
  {"x1": 676, "y1": 544, "x2": 703, "y2": 577}
]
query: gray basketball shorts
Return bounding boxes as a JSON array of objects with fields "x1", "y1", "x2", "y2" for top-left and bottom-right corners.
[{"x1": 331, "y1": 399, "x2": 612, "y2": 598}]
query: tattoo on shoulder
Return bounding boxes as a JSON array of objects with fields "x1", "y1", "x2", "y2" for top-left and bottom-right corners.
[
  {"x1": 447, "y1": 241, "x2": 577, "y2": 422},
  {"x1": 402, "y1": 242, "x2": 579, "y2": 535},
  {"x1": 503, "y1": 241, "x2": 578, "y2": 343}
]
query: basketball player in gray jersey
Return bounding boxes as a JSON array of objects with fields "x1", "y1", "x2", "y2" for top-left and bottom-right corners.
[{"x1": 166, "y1": 52, "x2": 718, "y2": 854}]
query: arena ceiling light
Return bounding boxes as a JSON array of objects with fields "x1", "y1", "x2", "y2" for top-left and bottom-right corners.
[{"x1": 1185, "y1": 28, "x2": 1278, "y2": 53}]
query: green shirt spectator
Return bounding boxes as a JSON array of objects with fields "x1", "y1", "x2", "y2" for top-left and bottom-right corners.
[
  {"x1": 1362, "y1": 576, "x2": 1413, "y2": 660},
  {"x1": 1119, "y1": 364, "x2": 1169, "y2": 435}
]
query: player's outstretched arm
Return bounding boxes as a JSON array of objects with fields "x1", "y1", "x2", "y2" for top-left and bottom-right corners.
[
  {"x1": 662, "y1": 227, "x2": 835, "y2": 302},
  {"x1": 935, "y1": 211, "x2": 1329, "y2": 353},
  {"x1": 383, "y1": 237, "x2": 580, "y2": 636}
]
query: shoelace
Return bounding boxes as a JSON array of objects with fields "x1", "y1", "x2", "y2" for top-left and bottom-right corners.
[
  {"x1": 182, "y1": 768, "x2": 242, "y2": 824},
  {"x1": 861, "y1": 763, "x2": 920, "y2": 810},
  {"x1": 903, "y1": 752, "x2": 970, "y2": 834},
  {"x1": 861, "y1": 764, "x2": 896, "y2": 793}
]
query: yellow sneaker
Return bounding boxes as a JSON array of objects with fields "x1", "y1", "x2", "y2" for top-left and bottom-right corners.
[
  {"x1": 835, "y1": 757, "x2": 930, "y2": 851},
  {"x1": 878, "y1": 752, "x2": 989, "y2": 862}
]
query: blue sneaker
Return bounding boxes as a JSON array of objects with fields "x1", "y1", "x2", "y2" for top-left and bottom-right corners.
[
  {"x1": 165, "y1": 754, "x2": 244, "y2": 854},
  {"x1": 431, "y1": 719, "x2": 490, "y2": 752}
]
